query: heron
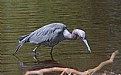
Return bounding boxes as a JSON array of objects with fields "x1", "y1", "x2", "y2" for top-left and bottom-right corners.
[{"x1": 14, "y1": 23, "x2": 91, "y2": 55}]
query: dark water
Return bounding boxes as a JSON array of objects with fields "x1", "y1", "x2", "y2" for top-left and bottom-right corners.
[{"x1": 0, "y1": 0, "x2": 121, "y2": 75}]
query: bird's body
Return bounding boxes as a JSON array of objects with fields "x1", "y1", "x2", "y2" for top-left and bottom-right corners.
[
  {"x1": 14, "y1": 23, "x2": 91, "y2": 54},
  {"x1": 28, "y1": 23, "x2": 66, "y2": 47}
]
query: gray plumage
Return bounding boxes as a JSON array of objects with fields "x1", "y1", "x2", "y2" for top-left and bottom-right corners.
[
  {"x1": 29, "y1": 23, "x2": 66, "y2": 46},
  {"x1": 14, "y1": 23, "x2": 91, "y2": 54}
]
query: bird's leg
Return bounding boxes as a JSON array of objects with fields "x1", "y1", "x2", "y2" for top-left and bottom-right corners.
[
  {"x1": 50, "y1": 47, "x2": 54, "y2": 55},
  {"x1": 33, "y1": 54, "x2": 40, "y2": 63},
  {"x1": 33, "y1": 47, "x2": 38, "y2": 53},
  {"x1": 33, "y1": 45, "x2": 40, "y2": 53}
]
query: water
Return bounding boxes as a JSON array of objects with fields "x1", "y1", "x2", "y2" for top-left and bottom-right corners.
[{"x1": 0, "y1": 0, "x2": 121, "y2": 75}]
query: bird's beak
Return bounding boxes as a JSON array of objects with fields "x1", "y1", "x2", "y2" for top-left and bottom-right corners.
[{"x1": 82, "y1": 38, "x2": 91, "y2": 53}]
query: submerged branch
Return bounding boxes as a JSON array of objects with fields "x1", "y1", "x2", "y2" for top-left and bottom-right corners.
[
  {"x1": 83, "y1": 50, "x2": 119, "y2": 75},
  {"x1": 25, "y1": 50, "x2": 119, "y2": 75}
]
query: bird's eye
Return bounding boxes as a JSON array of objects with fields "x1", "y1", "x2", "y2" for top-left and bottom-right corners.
[
  {"x1": 82, "y1": 37, "x2": 86, "y2": 40},
  {"x1": 84, "y1": 37, "x2": 87, "y2": 39}
]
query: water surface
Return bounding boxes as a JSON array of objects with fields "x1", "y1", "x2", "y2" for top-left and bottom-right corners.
[{"x1": 0, "y1": 0, "x2": 121, "y2": 75}]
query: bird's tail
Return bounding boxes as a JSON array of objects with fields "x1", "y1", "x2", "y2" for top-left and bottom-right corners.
[
  {"x1": 13, "y1": 35, "x2": 29, "y2": 54},
  {"x1": 19, "y1": 35, "x2": 29, "y2": 43}
]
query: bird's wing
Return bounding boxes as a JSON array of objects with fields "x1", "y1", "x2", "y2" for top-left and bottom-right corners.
[{"x1": 29, "y1": 24, "x2": 66, "y2": 44}]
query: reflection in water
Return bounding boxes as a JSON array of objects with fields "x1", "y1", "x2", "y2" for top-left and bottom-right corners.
[
  {"x1": 33, "y1": 52, "x2": 54, "y2": 62},
  {"x1": 13, "y1": 54, "x2": 64, "y2": 75},
  {"x1": 13, "y1": 52, "x2": 120, "y2": 75}
]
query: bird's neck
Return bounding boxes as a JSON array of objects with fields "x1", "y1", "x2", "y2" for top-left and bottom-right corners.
[{"x1": 71, "y1": 29, "x2": 78, "y2": 40}]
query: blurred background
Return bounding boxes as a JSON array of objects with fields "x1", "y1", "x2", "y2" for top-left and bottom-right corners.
[{"x1": 0, "y1": 0, "x2": 121, "y2": 75}]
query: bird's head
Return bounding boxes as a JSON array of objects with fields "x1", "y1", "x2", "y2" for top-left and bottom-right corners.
[{"x1": 73, "y1": 29, "x2": 91, "y2": 53}]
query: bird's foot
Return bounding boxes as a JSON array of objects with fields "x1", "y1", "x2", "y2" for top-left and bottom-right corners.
[
  {"x1": 33, "y1": 53, "x2": 40, "y2": 63},
  {"x1": 50, "y1": 52, "x2": 52, "y2": 55},
  {"x1": 12, "y1": 53, "x2": 16, "y2": 56},
  {"x1": 33, "y1": 51, "x2": 40, "y2": 56}
]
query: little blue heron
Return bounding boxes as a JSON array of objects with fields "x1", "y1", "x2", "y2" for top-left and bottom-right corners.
[{"x1": 14, "y1": 23, "x2": 91, "y2": 55}]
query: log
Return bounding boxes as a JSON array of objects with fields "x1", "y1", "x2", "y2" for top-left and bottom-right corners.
[{"x1": 25, "y1": 50, "x2": 119, "y2": 75}]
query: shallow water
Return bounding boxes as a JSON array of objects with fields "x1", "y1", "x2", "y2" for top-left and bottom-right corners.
[{"x1": 0, "y1": 0, "x2": 121, "y2": 75}]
